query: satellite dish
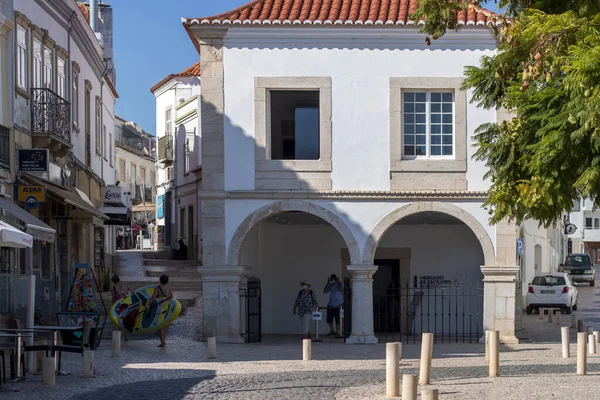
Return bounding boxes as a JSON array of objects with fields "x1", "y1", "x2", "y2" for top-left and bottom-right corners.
[{"x1": 565, "y1": 224, "x2": 577, "y2": 235}]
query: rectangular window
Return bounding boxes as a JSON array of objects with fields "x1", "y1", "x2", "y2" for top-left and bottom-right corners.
[
  {"x1": 57, "y1": 57, "x2": 66, "y2": 98},
  {"x1": 109, "y1": 132, "x2": 113, "y2": 166},
  {"x1": 16, "y1": 26, "x2": 27, "y2": 89},
  {"x1": 95, "y1": 97, "x2": 101, "y2": 155},
  {"x1": 72, "y1": 71, "x2": 79, "y2": 127},
  {"x1": 119, "y1": 159, "x2": 126, "y2": 182},
  {"x1": 184, "y1": 139, "x2": 190, "y2": 174},
  {"x1": 150, "y1": 171, "x2": 155, "y2": 189},
  {"x1": 595, "y1": 218, "x2": 600, "y2": 229},
  {"x1": 586, "y1": 218, "x2": 593, "y2": 229},
  {"x1": 43, "y1": 47, "x2": 53, "y2": 90},
  {"x1": 140, "y1": 166, "x2": 146, "y2": 186},
  {"x1": 33, "y1": 39, "x2": 42, "y2": 87},
  {"x1": 269, "y1": 90, "x2": 320, "y2": 160},
  {"x1": 403, "y1": 91, "x2": 454, "y2": 158},
  {"x1": 130, "y1": 162, "x2": 137, "y2": 183},
  {"x1": 85, "y1": 84, "x2": 91, "y2": 166},
  {"x1": 166, "y1": 166, "x2": 172, "y2": 182},
  {"x1": 165, "y1": 108, "x2": 172, "y2": 136}
]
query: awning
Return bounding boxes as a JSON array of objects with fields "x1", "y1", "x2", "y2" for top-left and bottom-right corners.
[
  {"x1": 0, "y1": 220, "x2": 33, "y2": 248},
  {"x1": 98, "y1": 207, "x2": 131, "y2": 226},
  {"x1": 23, "y1": 174, "x2": 109, "y2": 221},
  {"x1": 133, "y1": 203, "x2": 156, "y2": 213},
  {"x1": 0, "y1": 197, "x2": 56, "y2": 242}
]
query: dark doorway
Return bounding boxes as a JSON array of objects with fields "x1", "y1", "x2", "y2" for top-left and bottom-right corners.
[{"x1": 373, "y1": 259, "x2": 400, "y2": 333}]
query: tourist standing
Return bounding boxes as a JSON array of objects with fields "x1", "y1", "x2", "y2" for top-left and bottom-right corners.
[
  {"x1": 323, "y1": 274, "x2": 344, "y2": 337},
  {"x1": 293, "y1": 281, "x2": 318, "y2": 339}
]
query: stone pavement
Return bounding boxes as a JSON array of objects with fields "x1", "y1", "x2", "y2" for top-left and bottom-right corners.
[{"x1": 3, "y1": 282, "x2": 600, "y2": 399}]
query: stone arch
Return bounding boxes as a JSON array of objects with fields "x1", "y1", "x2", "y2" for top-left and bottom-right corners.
[
  {"x1": 362, "y1": 202, "x2": 495, "y2": 266},
  {"x1": 227, "y1": 200, "x2": 361, "y2": 266}
]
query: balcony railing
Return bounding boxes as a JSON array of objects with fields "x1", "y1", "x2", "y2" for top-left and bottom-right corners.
[
  {"x1": 0, "y1": 125, "x2": 9, "y2": 172},
  {"x1": 144, "y1": 187, "x2": 153, "y2": 203},
  {"x1": 31, "y1": 88, "x2": 71, "y2": 144},
  {"x1": 157, "y1": 136, "x2": 173, "y2": 163}
]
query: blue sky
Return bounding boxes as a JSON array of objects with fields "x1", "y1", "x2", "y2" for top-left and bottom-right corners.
[{"x1": 111, "y1": 0, "x2": 501, "y2": 136}]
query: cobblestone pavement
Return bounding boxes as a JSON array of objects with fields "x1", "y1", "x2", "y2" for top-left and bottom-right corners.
[{"x1": 3, "y1": 281, "x2": 600, "y2": 399}]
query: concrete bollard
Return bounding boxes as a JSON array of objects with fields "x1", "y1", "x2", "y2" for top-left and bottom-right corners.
[
  {"x1": 577, "y1": 332, "x2": 587, "y2": 375},
  {"x1": 571, "y1": 314, "x2": 577, "y2": 329},
  {"x1": 561, "y1": 326, "x2": 570, "y2": 358},
  {"x1": 35, "y1": 340, "x2": 48, "y2": 373},
  {"x1": 489, "y1": 330, "x2": 500, "y2": 378},
  {"x1": 83, "y1": 350, "x2": 94, "y2": 378},
  {"x1": 589, "y1": 334, "x2": 597, "y2": 355},
  {"x1": 547, "y1": 310, "x2": 554, "y2": 323},
  {"x1": 386, "y1": 343, "x2": 400, "y2": 397},
  {"x1": 485, "y1": 330, "x2": 489, "y2": 361},
  {"x1": 555, "y1": 312, "x2": 561, "y2": 325},
  {"x1": 422, "y1": 389, "x2": 439, "y2": 400},
  {"x1": 112, "y1": 331, "x2": 121, "y2": 357},
  {"x1": 587, "y1": 326, "x2": 594, "y2": 336},
  {"x1": 41, "y1": 357, "x2": 55, "y2": 386},
  {"x1": 401, "y1": 374, "x2": 417, "y2": 400},
  {"x1": 302, "y1": 338, "x2": 312, "y2": 361},
  {"x1": 539, "y1": 308, "x2": 546, "y2": 320},
  {"x1": 419, "y1": 333, "x2": 434, "y2": 385},
  {"x1": 207, "y1": 337, "x2": 217, "y2": 359},
  {"x1": 594, "y1": 331, "x2": 599, "y2": 353}
]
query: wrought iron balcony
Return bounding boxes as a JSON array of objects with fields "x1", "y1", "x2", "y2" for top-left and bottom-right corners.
[
  {"x1": 157, "y1": 135, "x2": 173, "y2": 164},
  {"x1": 144, "y1": 187, "x2": 153, "y2": 203},
  {"x1": 31, "y1": 88, "x2": 71, "y2": 148},
  {"x1": 0, "y1": 125, "x2": 9, "y2": 172}
]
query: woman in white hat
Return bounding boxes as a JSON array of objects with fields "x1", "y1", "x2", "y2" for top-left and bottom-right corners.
[{"x1": 292, "y1": 280, "x2": 319, "y2": 339}]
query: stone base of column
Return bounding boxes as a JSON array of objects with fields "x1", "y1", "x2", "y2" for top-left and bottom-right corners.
[{"x1": 346, "y1": 334, "x2": 378, "y2": 344}]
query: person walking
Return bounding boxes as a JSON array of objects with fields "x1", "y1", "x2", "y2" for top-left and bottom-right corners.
[
  {"x1": 293, "y1": 281, "x2": 318, "y2": 339},
  {"x1": 323, "y1": 274, "x2": 344, "y2": 337},
  {"x1": 146, "y1": 274, "x2": 173, "y2": 347},
  {"x1": 111, "y1": 275, "x2": 134, "y2": 304}
]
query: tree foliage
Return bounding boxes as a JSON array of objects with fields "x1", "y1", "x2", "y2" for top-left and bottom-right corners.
[{"x1": 413, "y1": 0, "x2": 600, "y2": 227}]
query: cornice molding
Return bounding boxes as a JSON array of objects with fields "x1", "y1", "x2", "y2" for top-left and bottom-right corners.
[{"x1": 200, "y1": 190, "x2": 489, "y2": 201}]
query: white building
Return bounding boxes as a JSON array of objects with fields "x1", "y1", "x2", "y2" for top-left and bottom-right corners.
[
  {"x1": 112, "y1": 116, "x2": 156, "y2": 249},
  {"x1": 184, "y1": 0, "x2": 547, "y2": 344},
  {"x1": 9, "y1": 0, "x2": 118, "y2": 318},
  {"x1": 567, "y1": 198, "x2": 600, "y2": 262},
  {"x1": 151, "y1": 63, "x2": 201, "y2": 258}
]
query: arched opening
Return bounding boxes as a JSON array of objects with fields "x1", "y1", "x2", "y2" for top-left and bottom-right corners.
[
  {"x1": 370, "y1": 210, "x2": 485, "y2": 342},
  {"x1": 233, "y1": 203, "x2": 358, "y2": 340}
]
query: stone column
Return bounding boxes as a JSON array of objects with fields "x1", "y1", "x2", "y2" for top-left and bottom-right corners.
[
  {"x1": 199, "y1": 265, "x2": 249, "y2": 343},
  {"x1": 481, "y1": 266, "x2": 520, "y2": 344},
  {"x1": 346, "y1": 265, "x2": 378, "y2": 344}
]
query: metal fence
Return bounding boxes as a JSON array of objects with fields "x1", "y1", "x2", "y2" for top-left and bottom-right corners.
[
  {"x1": 240, "y1": 277, "x2": 261, "y2": 343},
  {"x1": 373, "y1": 284, "x2": 484, "y2": 344}
]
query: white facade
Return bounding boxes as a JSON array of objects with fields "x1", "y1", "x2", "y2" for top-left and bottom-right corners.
[
  {"x1": 568, "y1": 198, "x2": 600, "y2": 263},
  {"x1": 152, "y1": 70, "x2": 201, "y2": 257}
]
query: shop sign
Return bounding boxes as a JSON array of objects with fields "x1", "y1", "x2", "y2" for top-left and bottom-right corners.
[
  {"x1": 157, "y1": 195, "x2": 164, "y2": 219},
  {"x1": 18, "y1": 149, "x2": 49, "y2": 172},
  {"x1": 103, "y1": 186, "x2": 126, "y2": 207},
  {"x1": 71, "y1": 209, "x2": 103, "y2": 226},
  {"x1": 17, "y1": 185, "x2": 47, "y2": 209}
]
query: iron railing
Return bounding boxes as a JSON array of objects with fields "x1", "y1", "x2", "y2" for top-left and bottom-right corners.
[
  {"x1": 31, "y1": 87, "x2": 71, "y2": 143},
  {"x1": 0, "y1": 125, "x2": 9, "y2": 171},
  {"x1": 115, "y1": 125, "x2": 144, "y2": 155},
  {"x1": 240, "y1": 277, "x2": 261, "y2": 343},
  {"x1": 157, "y1": 135, "x2": 173, "y2": 162}
]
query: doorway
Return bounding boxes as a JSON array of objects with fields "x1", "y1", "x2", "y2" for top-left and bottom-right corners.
[{"x1": 373, "y1": 259, "x2": 401, "y2": 333}]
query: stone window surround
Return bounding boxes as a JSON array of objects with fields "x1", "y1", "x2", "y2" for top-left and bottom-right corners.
[
  {"x1": 390, "y1": 77, "x2": 467, "y2": 173},
  {"x1": 254, "y1": 76, "x2": 332, "y2": 173}
]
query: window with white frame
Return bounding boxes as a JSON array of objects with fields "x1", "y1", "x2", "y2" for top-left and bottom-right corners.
[
  {"x1": 103, "y1": 125, "x2": 107, "y2": 160},
  {"x1": 108, "y1": 132, "x2": 113, "y2": 166},
  {"x1": 16, "y1": 26, "x2": 27, "y2": 89},
  {"x1": 33, "y1": 39, "x2": 42, "y2": 88},
  {"x1": 57, "y1": 57, "x2": 66, "y2": 98},
  {"x1": 95, "y1": 97, "x2": 101, "y2": 155},
  {"x1": 72, "y1": 70, "x2": 79, "y2": 127},
  {"x1": 585, "y1": 218, "x2": 600, "y2": 229},
  {"x1": 43, "y1": 47, "x2": 53, "y2": 90},
  {"x1": 403, "y1": 91, "x2": 454, "y2": 157},
  {"x1": 165, "y1": 108, "x2": 172, "y2": 136}
]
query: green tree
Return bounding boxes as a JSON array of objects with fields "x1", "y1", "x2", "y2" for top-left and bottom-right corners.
[{"x1": 413, "y1": 0, "x2": 600, "y2": 227}]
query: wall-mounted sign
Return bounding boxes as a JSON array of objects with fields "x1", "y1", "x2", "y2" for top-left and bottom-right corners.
[
  {"x1": 157, "y1": 195, "x2": 164, "y2": 219},
  {"x1": 18, "y1": 149, "x2": 49, "y2": 172},
  {"x1": 565, "y1": 223, "x2": 577, "y2": 235},
  {"x1": 71, "y1": 209, "x2": 103, "y2": 226},
  {"x1": 17, "y1": 185, "x2": 47, "y2": 210},
  {"x1": 103, "y1": 185, "x2": 127, "y2": 207},
  {"x1": 419, "y1": 275, "x2": 455, "y2": 287},
  {"x1": 516, "y1": 238, "x2": 524, "y2": 256}
]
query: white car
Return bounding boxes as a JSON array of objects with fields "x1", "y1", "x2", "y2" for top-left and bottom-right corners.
[{"x1": 526, "y1": 273, "x2": 578, "y2": 315}]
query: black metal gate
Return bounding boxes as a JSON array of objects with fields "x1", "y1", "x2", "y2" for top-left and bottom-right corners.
[
  {"x1": 241, "y1": 277, "x2": 261, "y2": 343},
  {"x1": 343, "y1": 277, "x2": 352, "y2": 339},
  {"x1": 373, "y1": 283, "x2": 484, "y2": 343}
]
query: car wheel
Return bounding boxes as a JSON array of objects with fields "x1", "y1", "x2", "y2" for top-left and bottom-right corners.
[
  {"x1": 526, "y1": 306, "x2": 533, "y2": 315},
  {"x1": 573, "y1": 302, "x2": 578, "y2": 311},
  {"x1": 591, "y1": 280, "x2": 595, "y2": 287},
  {"x1": 566, "y1": 306, "x2": 572, "y2": 314}
]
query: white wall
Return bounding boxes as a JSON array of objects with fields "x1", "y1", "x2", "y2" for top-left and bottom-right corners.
[
  {"x1": 221, "y1": 28, "x2": 497, "y2": 192},
  {"x1": 244, "y1": 220, "x2": 484, "y2": 335}
]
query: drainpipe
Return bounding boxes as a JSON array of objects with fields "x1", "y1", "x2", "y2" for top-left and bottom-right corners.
[{"x1": 90, "y1": 0, "x2": 98, "y2": 33}]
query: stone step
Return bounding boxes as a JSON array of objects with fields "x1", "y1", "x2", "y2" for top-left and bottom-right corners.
[
  {"x1": 124, "y1": 277, "x2": 203, "y2": 293},
  {"x1": 143, "y1": 259, "x2": 199, "y2": 267},
  {"x1": 142, "y1": 250, "x2": 172, "y2": 260},
  {"x1": 146, "y1": 268, "x2": 200, "y2": 278}
]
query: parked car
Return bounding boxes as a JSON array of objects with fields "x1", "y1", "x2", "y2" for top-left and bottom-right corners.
[
  {"x1": 526, "y1": 273, "x2": 578, "y2": 314},
  {"x1": 559, "y1": 253, "x2": 595, "y2": 286}
]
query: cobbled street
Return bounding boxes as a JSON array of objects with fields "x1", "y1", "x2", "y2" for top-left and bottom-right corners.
[{"x1": 4, "y1": 282, "x2": 600, "y2": 400}]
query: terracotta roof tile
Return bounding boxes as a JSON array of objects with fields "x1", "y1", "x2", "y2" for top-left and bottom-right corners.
[
  {"x1": 183, "y1": 0, "x2": 499, "y2": 26},
  {"x1": 78, "y1": 2, "x2": 89, "y2": 22},
  {"x1": 150, "y1": 62, "x2": 201, "y2": 94}
]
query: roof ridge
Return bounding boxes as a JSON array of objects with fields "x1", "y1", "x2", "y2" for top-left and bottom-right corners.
[{"x1": 150, "y1": 62, "x2": 201, "y2": 94}]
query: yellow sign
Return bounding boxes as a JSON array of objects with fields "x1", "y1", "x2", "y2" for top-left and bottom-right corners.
[{"x1": 17, "y1": 185, "x2": 47, "y2": 203}]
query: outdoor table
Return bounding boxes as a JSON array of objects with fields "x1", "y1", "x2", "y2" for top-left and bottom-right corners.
[{"x1": 0, "y1": 332, "x2": 32, "y2": 380}]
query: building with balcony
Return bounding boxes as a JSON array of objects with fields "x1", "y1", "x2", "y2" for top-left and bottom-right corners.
[
  {"x1": 7, "y1": 0, "x2": 119, "y2": 322},
  {"x1": 151, "y1": 62, "x2": 201, "y2": 258},
  {"x1": 114, "y1": 116, "x2": 156, "y2": 249}
]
